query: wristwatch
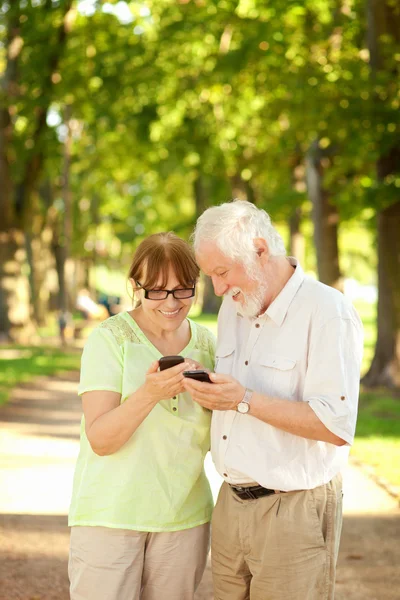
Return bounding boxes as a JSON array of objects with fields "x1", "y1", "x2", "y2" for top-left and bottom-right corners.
[{"x1": 237, "y1": 388, "x2": 253, "y2": 414}]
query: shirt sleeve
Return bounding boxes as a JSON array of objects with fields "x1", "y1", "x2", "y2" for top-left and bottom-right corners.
[
  {"x1": 78, "y1": 327, "x2": 123, "y2": 396},
  {"x1": 206, "y1": 329, "x2": 217, "y2": 369},
  {"x1": 304, "y1": 314, "x2": 363, "y2": 445}
]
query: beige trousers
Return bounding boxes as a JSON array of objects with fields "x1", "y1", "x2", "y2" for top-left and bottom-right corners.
[
  {"x1": 69, "y1": 523, "x2": 210, "y2": 600},
  {"x1": 211, "y1": 475, "x2": 343, "y2": 600}
]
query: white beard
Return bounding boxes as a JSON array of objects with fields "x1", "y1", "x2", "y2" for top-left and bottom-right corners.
[{"x1": 227, "y1": 278, "x2": 268, "y2": 318}]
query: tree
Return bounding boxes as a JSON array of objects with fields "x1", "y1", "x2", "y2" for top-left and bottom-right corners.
[
  {"x1": 0, "y1": 0, "x2": 74, "y2": 340},
  {"x1": 362, "y1": 0, "x2": 400, "y2": 388}
]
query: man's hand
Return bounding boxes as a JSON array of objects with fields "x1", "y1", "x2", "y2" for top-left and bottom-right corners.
[{"x1": 182, "y1": 372, "x2": 245, "y2": 411}]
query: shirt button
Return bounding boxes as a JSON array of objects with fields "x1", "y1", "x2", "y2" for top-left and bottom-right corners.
[
  {"x1": 340, "y1": 396, "x2": 345, "y2": 401},
  {"x1": 223, "y1": 473, "x2": 228, "y2": 477},
  {"x1": 173, "y1": 407, "x2": 177, "y2": 411},
  {"x1": 222, "y1": 435, "x2": 227, "y2": 440},
  {"x1": 245, "y1": 360, "x2": 249, "y2": 366},
  {"x1": 173, "y1": 396, "x2": 177, "y2": 399},
  {"x1": 255, "y1": 323, "x2": 260, "y2": 328}
]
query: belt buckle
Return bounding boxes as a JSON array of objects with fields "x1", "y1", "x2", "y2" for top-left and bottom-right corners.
[
  {"x1": 244, "y1": 488, "x2": 257, "y2": 500},
  {"x1": 232, "y1": 485, "x2": 257, "y2": 500}
]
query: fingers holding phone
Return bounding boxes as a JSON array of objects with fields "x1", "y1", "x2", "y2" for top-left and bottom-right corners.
[
  {"x1": 159, "y1": 355, "x2": 184, "y2": 371},
  {"x1": 183, "y1": 371, "x2": 244, "y2": 412},
  {"x1": 144, "y1": 356, "x2": 188, "y2": 402},
  {"x1": 183, "y1": 370, "x2": 212, "y2": 384}
]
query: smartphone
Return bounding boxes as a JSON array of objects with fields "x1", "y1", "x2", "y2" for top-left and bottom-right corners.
[
  {"x1": 159, "y1": 355, "x2": 185, "y2": 371},
  {"x1": 183, "y1": 370, "x2": 212, "y2": 383}
]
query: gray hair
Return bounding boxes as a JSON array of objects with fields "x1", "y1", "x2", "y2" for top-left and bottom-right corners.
[{"x1": 192, "y1": 200, "x2": 286, "y2": 265}]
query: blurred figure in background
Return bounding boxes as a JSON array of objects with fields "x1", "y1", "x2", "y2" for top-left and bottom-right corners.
[
  {"x1": 74, "y1": 288, "x2": 109, "y2": 339},
  {"x1": 75, "y1": 288, "x2": 108, "y2": 321},
  {"x1": 96, "y1": 291, "x2": 122, "y2": 317},
  {"x1": 57, "y1": 310, "x2": 72, "y2": 346}
]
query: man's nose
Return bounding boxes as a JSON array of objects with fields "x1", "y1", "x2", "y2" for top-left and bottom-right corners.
[{"x1": 212, "y1": 276, "x2": 227, "y2": 297}]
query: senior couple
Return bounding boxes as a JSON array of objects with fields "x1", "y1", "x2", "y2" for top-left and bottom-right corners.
[{"x1": 68, "y1": 200, "x2": 363, "y2": 600}]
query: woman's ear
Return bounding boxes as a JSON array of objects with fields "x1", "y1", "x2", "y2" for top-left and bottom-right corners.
[{"x1": 130, "y1": 278, "x2": 142, "y2": 292}]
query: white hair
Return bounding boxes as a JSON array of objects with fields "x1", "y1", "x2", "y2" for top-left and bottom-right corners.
[{"x1": 192, "y1": 200, "x2": 286, "y2": 266}]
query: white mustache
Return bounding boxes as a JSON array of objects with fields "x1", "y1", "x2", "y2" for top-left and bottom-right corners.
[{"x1": 226, "y1": 287, "x2": 241, "y2": 298}]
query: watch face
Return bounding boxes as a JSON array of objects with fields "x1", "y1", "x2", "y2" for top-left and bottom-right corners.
[{"x1": 237, "y1": 401, "x2": 249, "y2": 414}]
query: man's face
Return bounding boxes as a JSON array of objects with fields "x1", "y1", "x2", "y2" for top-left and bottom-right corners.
[{"x1": 196, "y1": 242, "x2": 268, "y2": 317}]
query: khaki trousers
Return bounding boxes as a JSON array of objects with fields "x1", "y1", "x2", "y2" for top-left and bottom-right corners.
[
  {"x1": 69, "y1": 523, "x2": 210, "y2": 600},
  {"x1": 211, "y1": 475, "x2": 343, "y2": 600}
]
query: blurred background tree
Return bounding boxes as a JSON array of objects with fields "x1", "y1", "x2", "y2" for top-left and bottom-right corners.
[{"x1": 0, "y1": 0, "x2": 399, "y2": 386}]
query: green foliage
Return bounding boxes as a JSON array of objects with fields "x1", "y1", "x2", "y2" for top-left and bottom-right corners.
[
  {"x1": 352, "y1": 390, "x2": 400, "y2": 490},
  {"x1": 1, "y1": 0, "x2": 399, "y2": 292},
  {"x1": 0, "y1": 345, "x2": 81, "y2": 406}
]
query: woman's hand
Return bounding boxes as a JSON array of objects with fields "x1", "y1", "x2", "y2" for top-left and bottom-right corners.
[{"x1": 142, "y1": 360, "x2": 189, "y2": 404}]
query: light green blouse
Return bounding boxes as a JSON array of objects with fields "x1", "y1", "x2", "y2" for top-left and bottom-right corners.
[{"x1": 68, "y1": 312, "x2": 216, "y2": 532}]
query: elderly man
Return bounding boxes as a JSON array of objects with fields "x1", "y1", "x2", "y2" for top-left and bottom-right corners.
[{"x1": 183, "y1": 200, "x2": 363, "y2": 600}]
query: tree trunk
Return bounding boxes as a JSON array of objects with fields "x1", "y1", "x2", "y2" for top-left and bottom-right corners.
[
  {"x1": 230, "y1": 174, "x2": 256, "y2": 204},
  {"x1": 0, "y1": 1, "x2": 73, "y2": 340},
  {"x1": 193, "y1": 175, "x2": 221, "y2": 314},
  {"x1": 194, "y1": 175, "x2": 208, "y2": 216},
  {"x1": 306, "y1": 140, "x2": 343, "y2": 291},
  {"x1": 57, "y1": 106, "x2": 73, "y2": 313},
  {"x1": 362, "y1": 0, "x2": 400, "y2": 388},
  {"x1": 26, "y1": 227, "x2": 55, "y2": 326},
  {"x1": 289, "y1": 207, "x2": 305, "y2": 264},
  {"x1": 25, "y1": 232, "x2": 40, "y2": 324},
  {"x1": 0, "y1": 230, "x2": 36, "y2": 342},
  {"x1": 362, "y1": 201, "x2": 400, "y2": 388}
]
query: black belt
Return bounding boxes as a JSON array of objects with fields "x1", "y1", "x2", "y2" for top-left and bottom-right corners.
[{"x1": 229, "y1": 484, "x2": 282, "y2": 500}]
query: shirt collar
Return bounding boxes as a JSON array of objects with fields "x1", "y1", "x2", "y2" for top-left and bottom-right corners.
[{"x1": 264, "y1": 257, "x2": 304, "y2": 326}]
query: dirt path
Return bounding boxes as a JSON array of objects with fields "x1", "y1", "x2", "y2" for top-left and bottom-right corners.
[{"x1": 0, "y1": 374, "x2": 399, "y2": 600}]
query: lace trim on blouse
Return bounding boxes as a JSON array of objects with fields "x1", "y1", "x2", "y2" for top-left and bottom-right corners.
[
  {"x1": 99, "y1": 314, "x2": 141, "y2": 346},
  {"x1": 99, "y1": 313, "x2": 215, "y2": 362},
  {"x1": 195, "y1": 323, "x2": 215, "y2": 361}
]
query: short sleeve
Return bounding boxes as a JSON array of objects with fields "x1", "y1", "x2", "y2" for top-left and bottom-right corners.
[
  {"x1": 78, "y1": 327, "x2": 123, "y2": 396},
  {"x1": 305, "y1": 314, "x2": 363, "y2": 445},
  {"x1": 193, "y1": 322, "x2": 217, "y2": 370},
  {"x1": 206, "y1": 329, "x2": 217, "y2": 368}
]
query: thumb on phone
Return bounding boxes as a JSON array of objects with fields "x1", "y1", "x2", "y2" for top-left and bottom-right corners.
[
  {"x1": 146, "y1": 361, "x2": 160, "y2": 375},
  {"x1": 209, "y1": 372, "x2": 232, "y2": 384}
]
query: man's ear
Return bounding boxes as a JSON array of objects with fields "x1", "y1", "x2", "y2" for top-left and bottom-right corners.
[{"x1": 253, "y1": 238, "x2": 269, "y2": 262}]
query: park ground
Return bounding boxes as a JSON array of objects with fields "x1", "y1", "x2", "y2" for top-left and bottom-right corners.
[{"x1": 0, "y1": 372, "x2": 399, "y2": 600}]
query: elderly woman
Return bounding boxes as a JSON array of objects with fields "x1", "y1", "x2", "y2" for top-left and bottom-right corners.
[{"x1": 68, "y1": 232, "x2": 215, "y2": 600}]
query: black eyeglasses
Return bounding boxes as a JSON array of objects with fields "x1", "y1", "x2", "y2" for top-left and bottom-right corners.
[{"x1": 136, "y1": 282, "x2": 196, "y2": 301}]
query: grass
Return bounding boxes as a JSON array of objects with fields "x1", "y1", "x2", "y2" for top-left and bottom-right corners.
[
  {"x1": 0, "y1": 345, "x2": 81, "y2": 407},
  {"x1": 191, "y1": 312, "x2": 218, "y2": 336},
  {"x1": 352, "y1": 389, "x2": 400, "y2": 491}
]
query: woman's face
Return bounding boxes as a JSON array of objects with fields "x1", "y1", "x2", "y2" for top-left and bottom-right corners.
[{"x1": 136, "y1": 265, "x2": 195, "y2": 332}]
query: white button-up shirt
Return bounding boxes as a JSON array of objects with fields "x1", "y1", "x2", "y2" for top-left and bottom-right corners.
[{"x1": 211, "y1": 259, "x2": 364, "y2": 491}]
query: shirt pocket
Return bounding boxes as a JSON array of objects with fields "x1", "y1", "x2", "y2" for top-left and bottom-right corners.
[
  {"x1": 215, "y1": 341, "x2": 236, "y2": 376},
  {"x1": 257, "y1": 354, "x2": 297, "y2": 399}
]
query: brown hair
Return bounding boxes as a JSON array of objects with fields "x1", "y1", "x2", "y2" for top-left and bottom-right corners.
[{"x1": 128, "y1": 232, "x2": 199, "y2": 293}]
